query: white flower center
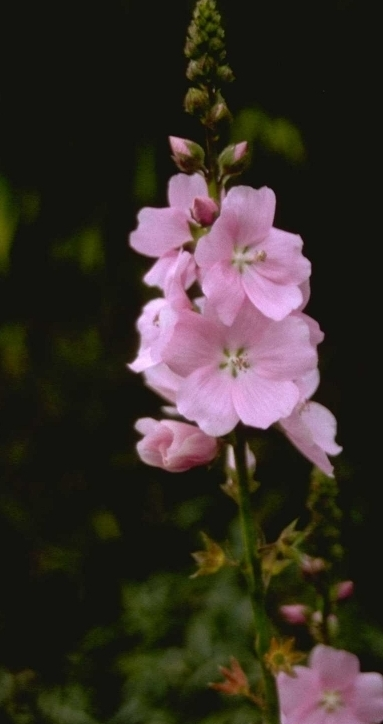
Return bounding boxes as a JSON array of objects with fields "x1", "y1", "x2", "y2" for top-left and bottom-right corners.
[
  {"x1": 219, "y1": 348, "x2": 250, "y2": 378},
  {"x1": 319, "y1": 689, "x2": 343, "y2": 713},
  {"x1": 231, "y1": 245, "x2": 267, "y2": 273}
]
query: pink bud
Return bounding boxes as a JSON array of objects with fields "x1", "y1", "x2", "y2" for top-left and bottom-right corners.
[
  {"x1": 168, "y1": 136, "x2": 205, "y2": 173},
  {"x1": 280, "y1": 604, "x2": 308, "y2": 625},
  {"x1": 335, "y1": 580, "x2": 354, "y2": 601},
  {"x1": 233, "y1": 141, "x2": 248, "y2": 162},
  {"x1": 300, "y1": 555, "x2": 326, "y2": 576},
  {"x1": 134, "y1": 418, "x2": 218, "y2": 472},
  {"x1": 218, "y1": 141, "x2": 249, "y2": 177},
  {"x1": 169, "y1": 136, "x2": 191, "y2": 157},
  {"x1": 191, "y1": 196, "x2": 219, "y2": 226}
]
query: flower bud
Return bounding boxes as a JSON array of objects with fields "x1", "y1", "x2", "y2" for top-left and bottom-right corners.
[
  {"x1": 334, "y1": 579, "x2": 354, "y2": 601},
  {"x1": 169, "y1": 136, "x2": 206, "y2": 174},
  {"x1": 300, "y1": 554, "x2": 326, "y2": 576},
  {"x1": 208, "y1": 98, "x2": 231, "y2": 125},
  {"x1": 134, "y1": 417, "x2": 218, "y2": 472},
  {"x1": 184, "y1": 87, "x2": 209, "y2": 117},
  {"x1": 191, "y1": 196, "x2": 219, "y2": 226},
  {"x1": 280, "y1": 604, "x2": 308, "y2": 625},
  {"x1": 218, "y1": 141, "x2": 248, "y2": 178}
]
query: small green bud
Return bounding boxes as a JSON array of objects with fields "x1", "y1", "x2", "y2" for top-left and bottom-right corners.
[{"x1": 184, "y1": 87, "x2": 210, "y2": 117}]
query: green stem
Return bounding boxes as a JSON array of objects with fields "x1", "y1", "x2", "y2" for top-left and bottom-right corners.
[{"x1": 233, "y1": 425, "x2": 281, "y2": 724}]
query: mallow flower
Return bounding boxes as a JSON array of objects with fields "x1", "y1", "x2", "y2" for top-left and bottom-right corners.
[
  {"x1": 195, "y1": 185, "x2": 311, "y2": 324},
  {"x1": 162, "y1": 301, "x2": 317, "y2": 437},
  {"x1": 277, "y1": 644, "x2": 383, "y2": 724}
]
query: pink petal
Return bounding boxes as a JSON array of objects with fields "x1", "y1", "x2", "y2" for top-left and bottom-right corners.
[
  {"x1": 168, "y1": 173, "x2": 208, "y2": 209},
  {"x1": 280, "y1": 409, "x2": 335, "y2": 476},
  {"x1": 201, "y1": 261, "x2": 246, "y2": 325},
  {"x1": 130, "y1": 207, "x2": 191, "y2": 257},
  {"x1": 242, "y1": 266, "x2": 303, "y2": 320},
  {"x1": 195, "y1": 215, "x2": 237, "y2": 266},
  {"x1": 222, "y1": 185, "x2": 276, "y2": 244},
  {"x1": 233, "y1": 372, "x2": 299, "y2": 429},
  {"x1": 261, "y1": 228, "x2": 311, "y2": 284},
  {"x1": 310, "y1": 646, "x2": 360, "y2": 689},
  {"x1": 278, "y1": 667, "x2": 320, "y2": 716},
  {"x1": 252, "y1": 314, "x2": 317, "y2": 380},
  {"x1": 301, "y1": 402, "x2": 342, "y2": 456},
  {"x1": 177, "y1": 366, "x2": 239, "y2": 436},
  {"x1": 162, "y1": 311, "x2": 222, "y2": 377},
  {"x1": 354, "y1": 672, "x2": 383, "y2": 722}
]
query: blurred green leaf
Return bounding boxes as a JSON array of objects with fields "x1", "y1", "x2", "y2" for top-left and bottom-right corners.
[
  {"x1": 232, "y1": 107, "x2": 306, "y2": 163},
  {"x1": 0, "y1": 176, "x2": 19, "y2": 274}
]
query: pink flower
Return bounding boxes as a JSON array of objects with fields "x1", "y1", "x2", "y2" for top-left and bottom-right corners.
[
  {"x1": 195, "y1": 185, "x2": 311, "y2": 324},
  {"x1": 134, "y1": 418, "x2": 218, "y2": 472},
  {"x1": 162, "y1": 301, "x2": 317, "y2": 436},
  {"x1": 277, "y1": 644, "x2": 383, "y2": 724},
  {"x1": 129, "y1": 173, "x2": 209, "y2": 258}
]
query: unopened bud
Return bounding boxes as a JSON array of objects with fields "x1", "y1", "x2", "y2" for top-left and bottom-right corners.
[
  {"x1": 208, "y1": 98, "x2": 231, "y2": 125},
  {"x1": 184, "y1": 87, "x2": 210, "y2": 117},
  {"x1": 191, "y1": 196, "x2": 219, "y2": 226},
  {"x1": 334, "y1": 580, "x2": 354, "y2": 601},
  {"x1": 169, "y1": 136, "x2": 205, "y2": 174},
  {"x1": 218, "y1": 141, "x2": 249, "y2": 178},
  {"x1": 280, "y1": 604, "x2": 308, "y2": 625},
  {"x1": 300, "y1": 554, "x2": 326, "y2": 576}
]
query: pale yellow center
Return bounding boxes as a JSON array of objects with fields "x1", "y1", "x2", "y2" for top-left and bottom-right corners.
[{"x1": 319, "y1": 689, "x2": 343, "y2": 713}]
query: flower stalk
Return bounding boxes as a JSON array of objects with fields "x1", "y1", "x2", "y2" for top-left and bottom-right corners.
[{"x1": 232, "y1": 424, "x2": 281, "y2": 724}]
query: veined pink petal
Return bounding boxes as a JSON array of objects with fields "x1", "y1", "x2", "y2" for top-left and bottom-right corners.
[
  {"x1": 221, "y1": 185, "x2": 276, "y2": 244},
  {"x1": 143, "y1": 364, "x2": 181, "y2": 404},
  {"x1": 130, "y1": 207, "x2": 192, "y2": 257},
  {"x1": 260, "y1": 228, "x2": 311, "y2": 284},
  {"x1": 168, "y1": 172, "x2": 209, "y2": 209},
  {"x1": 232, "y1": 372, "x2": 299, "y2": 429},
  {"x1": 279, "y1": 409, "x2": 335, "y2": 476},
  {"x1": 162, "y1": 311, "x2": 223, "y2": 377},
  {"x1": 201, "y1": 261, "x2": 246, "y2": 325},
  {"x1": 195, "y1": 217, "x2": 236, "y2": 266},
  {"x1": 242, "y1": 266, "x2": 303, "y2": 320},
  {"x1": 177, "y1": 366, "x2": 239, "y2": 436},
  {"x1": 252, "y1": 314, "x2": 317, "y2": 379},
  {"x1": 301, "y1": 402, "x2": 343, "y2": 456}
]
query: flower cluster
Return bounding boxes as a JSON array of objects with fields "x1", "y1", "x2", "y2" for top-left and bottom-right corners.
[{"x1": 129, "y1": 140, "x2": 342, "y2": 474}]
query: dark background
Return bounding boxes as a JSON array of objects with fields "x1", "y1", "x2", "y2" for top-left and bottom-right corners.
[{"x1": 0, "y1": 0, "x2": 380, "y2": 721}]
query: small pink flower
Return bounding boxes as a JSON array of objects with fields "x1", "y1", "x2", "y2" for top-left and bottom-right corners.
[
  {"x1": 195, "y1": 185, "x2": 311, "y2": 324},
  {"x1": 278, "y1": 644, "x2": 383, "y2": 724},
  {"x1": 134, "y1": 418, "x2": 218, "y2": 472}
]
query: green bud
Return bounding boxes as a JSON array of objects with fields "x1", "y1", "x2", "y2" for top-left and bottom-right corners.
[{"x1": 184, "y1": 87, "x2": 210, "y2": 117}]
